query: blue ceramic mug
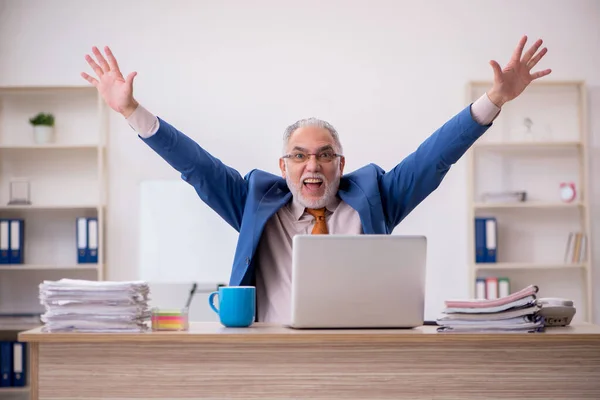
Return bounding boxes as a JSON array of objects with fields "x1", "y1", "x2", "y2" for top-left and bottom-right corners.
[{"x1": 208, "y1": 286, "x2": 255, "y2": 327}]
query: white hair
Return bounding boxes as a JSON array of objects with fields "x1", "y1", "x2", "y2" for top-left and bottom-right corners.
[{"x1": 282, "y1": 117, "x2": 343, "y2": 154}]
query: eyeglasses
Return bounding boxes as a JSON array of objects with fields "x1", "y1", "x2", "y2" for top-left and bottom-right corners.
[{"x1": 282, "y1": 150, "x2": 343, "y2": 164}]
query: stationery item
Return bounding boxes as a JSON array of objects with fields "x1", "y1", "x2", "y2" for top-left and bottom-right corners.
[
  {"x1": 0, "y1": 341, "x2": 11, "y2": 387},
  {"x1": 0, "y1": 220, "x2": 8, "y2": 264},
  {"x1": 474, "y1": 218, "x2": 486, "y2": 263},
  {"x1": 498, "y1": 277, "x2": 510, "y2": 297},
  {"x1": 475, "y1": 278, "x2": 486, "y2": 299},
  {"x1": 538, "y1": 298, "x2": 576, "y2": 327},
  {"x1": 76, "y1": 217, "x2": 88, "y2": 263},
  {"x1": 87, "y1": 217, "x2": 98, "y2": 263},
  {"x1": 484, "y1": 217, "x2": 497, "y2": 263},
  {"x1": 12, "y1": 342, "x2": 26, "y2": 387},
  {"x1": 151, "y1": 308, "x2": 189, "y2": 331},
  {"x1": 437, "y1": 285, "x2": 543, "y2": 333},
  {"x1": 9, "y1": 219, "x2": 24, "y2": 264},
  {"x1": 485, "y1": 277, "x2": 498, "y2": 299},
  {"x1": 39, "y1": 279, "x2": 150, "y2": 332},
  {"x1": 208, "y1": 286, "x2": 255, "y2": 328}
]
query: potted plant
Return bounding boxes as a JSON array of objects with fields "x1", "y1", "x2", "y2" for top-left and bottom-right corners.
[{"x1": 29, "y1": 112, "x2": 55, "y2": 144}]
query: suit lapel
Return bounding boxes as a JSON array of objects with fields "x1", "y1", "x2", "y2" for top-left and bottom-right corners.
[
  {"x1": 337, "y1": 177, "x2": 374, "y2": 234},
  {"x1": 253, "y1": 182, "x2": 292, "y2": 246}
]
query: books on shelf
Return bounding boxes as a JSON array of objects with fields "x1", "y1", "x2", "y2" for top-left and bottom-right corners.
[
  {"x1": 77, "y1": 217, "x2": 98, "y2": 264},
  {"x1": 39, "y1": 279, "x2": 151, "y2": 333},
  {"x1": 564, "y1": 232, "x2": 587, "y2": 263},
  {"x1": 437, "y1": 284, "x2": 544, "y2": 333}
]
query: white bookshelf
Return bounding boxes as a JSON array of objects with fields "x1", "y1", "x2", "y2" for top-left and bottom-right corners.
[
  {"x1": 466, "y1": 80, "x2": 593, "y2": 323},
  {"x1": 0, "y1": 85, "x2": 107, "y2": 326}
]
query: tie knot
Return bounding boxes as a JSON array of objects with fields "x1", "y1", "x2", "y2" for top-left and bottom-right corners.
[{"x1": 306, "y1": 207, "x2": 326, "y2": 219}]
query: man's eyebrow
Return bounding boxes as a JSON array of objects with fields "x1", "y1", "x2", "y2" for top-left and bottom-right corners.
[{"x1": 291, "y1": 145, "x2": 335, "y2": 153}]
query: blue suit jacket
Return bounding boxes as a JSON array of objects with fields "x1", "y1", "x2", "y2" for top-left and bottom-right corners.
[{"x1": 141, "y1": 105, "x2": 490, "y2": 287}]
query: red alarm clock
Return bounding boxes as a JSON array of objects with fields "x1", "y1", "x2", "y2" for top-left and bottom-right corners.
[{"x1": 559, "y1": 182, "x2": 576, "y2": 203}]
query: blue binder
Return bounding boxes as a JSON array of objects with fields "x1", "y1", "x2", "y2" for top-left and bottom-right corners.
[
  {"x1": 8, "y1": 219, "x2": 24, "y2": 264},
  {"x1": 87, "y1": 217, "x2": 98, "y2": 263},
  {"x1": 474, "y1": 217, "x2": 486, "y2": 263},
  {"x1": 0, "y1": 219, "x2": 9, "y2": 264},
  {"x1": 484, "y1": 217, "x2": 497, "y2": 263},
  {"x1": 12, "y1": 342, "x2": 26, "y2": 387},
  {"x1": 76, "y1": 217, "x2": 88, "y2": 263},
  {"x1": 0, "y1": 341, "x2": 11, "y2": 387}
]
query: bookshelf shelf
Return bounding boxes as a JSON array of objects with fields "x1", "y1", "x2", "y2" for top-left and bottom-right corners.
[
  {"x1": 474, "y1": 201, "x2": 583, "y2": 210},
  {"x1": 0, "y1": 264, "x2": 100, "y2": 271},
  {"x1": 0, "y1": 144, "x2": 101, "y2": 150},
  {"x1": 0, "y1": 204, "x2": 101, "y2": 211},
  {"x1": 0, "y1": 386, "x2": 29, "y2": 393},
  {"x1": 475, "y1": 262, "x2": 586, "y2": 271},
  {"x1": 466, "y1": 80, "x2": 593, "y2": 323}
]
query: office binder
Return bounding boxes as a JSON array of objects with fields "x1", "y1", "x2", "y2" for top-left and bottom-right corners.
[
  {"x1": 474, "y1": 217, "x2": 486, "y2": 263},
  {"x1": 88, "y1": 218, "x2": 98, "y2": 263},
  {"x1": 0, "y1": 341, "x2": 11, "y2": 387},
  {"x1": 475, "y1": 277, "x2": 486, "y2": 299},
  {"x1": 12, "y1": 342, "x2": 26, "y2": 387},
  {"x1": 485, "y1": 277, "x2": 498, "y2": 300},
  {"x1": 498, "y1": 277, "x2": 510, "y2": 297},
  {"x1": 8, "y1": 219, "x2": 24, "y2": 264},
  {"x1": 0, "y1": 220, "x2": 8, "y2": 264},
  {"x1": 77, "y1": 217, "x2": 88, "y2": 263},
  {"x1": 484, "y1": 217, "x2": 497, "y2": 263}
]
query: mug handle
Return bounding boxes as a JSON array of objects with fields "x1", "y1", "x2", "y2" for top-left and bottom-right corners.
[{"x1": 208, "y1": 291, "x2": 219, "y2": 314}]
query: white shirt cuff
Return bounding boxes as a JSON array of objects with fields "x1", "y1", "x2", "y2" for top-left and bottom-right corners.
[
  {"x1": 470, "y1": 92, "x2": 501, "y2": 125},
  {"x1": 126, "y1": 104, "x2": 160, "y2": 138}
]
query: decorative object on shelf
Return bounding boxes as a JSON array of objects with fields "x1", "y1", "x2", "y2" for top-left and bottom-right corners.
[
  {"x1": 481, "y1": 191, "x2": 527, "y2": 203},
  {"x1": 559, "y1": 182, "x2": 576, "y2": 203},
  {"x1": 8, "y1": 178, "x2": 31, "y2": 205},
  {"x1": 29, "y1": 112, "x2": 55, "y2": 144},
  {"x1": 509, "y1": 117, "x2": 553, "y2": 142}
]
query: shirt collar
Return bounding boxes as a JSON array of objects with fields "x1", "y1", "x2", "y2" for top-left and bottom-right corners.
[{"x1": 289, "y1": 194, "x2": 341, "y2": 221}]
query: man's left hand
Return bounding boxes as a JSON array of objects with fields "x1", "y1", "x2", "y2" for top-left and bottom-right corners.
[{"x1": 486, "y1": 35, "x2": 552, "y2": 108}]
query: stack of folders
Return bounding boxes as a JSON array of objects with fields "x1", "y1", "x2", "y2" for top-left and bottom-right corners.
[
  {"x1": 39, "y1": 279, "x2": 151, "y2": 333},
  {"x1": 436, "y1": 285, "x2": 543, "y2": 333}
]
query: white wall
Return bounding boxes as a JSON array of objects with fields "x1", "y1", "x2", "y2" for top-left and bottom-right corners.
[{"x1": 1, "y1": 0, "x2": 599, "y2": 321}]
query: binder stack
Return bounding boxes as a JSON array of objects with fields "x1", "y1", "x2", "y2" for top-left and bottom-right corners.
[
  {"x1": 38, "y1": 279, "x2": 151, "y2": 332},
  {"x1": 436, "y1": 285, "x2": 544, "y2": 332},
  {"x1": 0, "y1": 219, "x2": 24, "y2": 264}
]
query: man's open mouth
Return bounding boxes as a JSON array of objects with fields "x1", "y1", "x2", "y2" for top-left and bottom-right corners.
[{"x1": 303, "y1": 178, "x2": 323, "y2": 191}]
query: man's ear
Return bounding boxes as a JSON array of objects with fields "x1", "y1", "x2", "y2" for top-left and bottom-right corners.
[
  {"x1": 339, "y1": 156, "x2": 346, "y2": 175},
  {"x1": 279, "y1": 158, "x2": 287, "y2": 178}
]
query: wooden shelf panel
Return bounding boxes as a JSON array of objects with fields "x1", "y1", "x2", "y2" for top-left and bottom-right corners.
[
  {"x1": 474, "y1": 201, "x2": 583, "y2": 210},
  {"x1": 0, "y1": 264, "x2": 100, "y2": 271},
  {"x1": 475, "y1": 262, "x2": 586, "y2": 270},
  {"x1": 0, "y1": 144, "x2": 101, "y2": 150},
  {"x1": 0, "y1": 204, "x2": 100, "y2": 211},
  {"x1": 0, "y1": 386, "x2": 29, "y2": 392}
]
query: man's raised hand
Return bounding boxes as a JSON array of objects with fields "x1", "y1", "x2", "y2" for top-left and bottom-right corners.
[
  {"x1": 486, "y1": 35, "x2": 552, "y2": 108},
  {"x1": 81, "y1": 46, "x2": 139, "y2": 118}
]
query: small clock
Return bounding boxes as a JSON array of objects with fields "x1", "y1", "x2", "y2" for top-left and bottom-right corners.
[{"x1": 559, "y1": 182, "x2": 576, "y2": 203}]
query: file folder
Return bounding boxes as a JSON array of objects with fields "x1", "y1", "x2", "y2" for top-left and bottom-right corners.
[
  {"x1": 12, "y1": 342, "x2": 26, "y2": 387},
  {"x1": 88, "y1": 217, "x2": 98, "y2": 263},
  {"x1": 474, "y1": 218, "x2": 486, "y2": 263},
  {"x1": 0, "y1": 341, "x2": 11, "y2": 387},
  {"x1": 0, "y1": 220, "x2": 8, "y2": 264},
  {"x1": 484, "y1": 217, "x2": 497, "y2": 263},
  {"x1": 8, "y1": 219, "x2": 24, "y2": 264},
  {"x1": 77, "y1": 217, "x2": 88, "y2": 263}
]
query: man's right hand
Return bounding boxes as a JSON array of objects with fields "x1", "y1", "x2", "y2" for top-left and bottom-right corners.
[{"x1": 81, "y1": 46, "x2": 139, "y2": 118}]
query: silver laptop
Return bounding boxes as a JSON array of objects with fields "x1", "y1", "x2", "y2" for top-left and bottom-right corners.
[{"x1": 289, "y1": 234, "x2": 427, "y2": 329}]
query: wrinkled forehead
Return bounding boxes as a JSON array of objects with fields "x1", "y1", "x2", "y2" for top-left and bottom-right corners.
[{"x1": 286, "y1": 126, "x2": 337, "y2": 152}]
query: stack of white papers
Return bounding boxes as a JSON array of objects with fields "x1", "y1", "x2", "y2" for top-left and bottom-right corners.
[
  {"x1": 436, "y1": 285, "x2": 544, "y2": 333},
  {"x1": 39, "y1": 279, "x2": 151, "y2": 333}
]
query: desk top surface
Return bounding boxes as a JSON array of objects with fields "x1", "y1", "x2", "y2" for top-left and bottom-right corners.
[{"x1": 18, "y1": 322, "x2": 600, "y2": 344}]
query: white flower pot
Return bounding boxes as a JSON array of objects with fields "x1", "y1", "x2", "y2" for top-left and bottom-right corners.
[{"x1": 33, "y1": 125, "x2": 54, "y2": 144}]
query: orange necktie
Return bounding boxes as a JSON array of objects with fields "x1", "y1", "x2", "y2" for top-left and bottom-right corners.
[{"x1": 306, "y1": 208, "x2": 328, "y2": 234}]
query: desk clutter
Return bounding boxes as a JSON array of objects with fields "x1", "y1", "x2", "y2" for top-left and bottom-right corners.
[
  {"x1": 436, "y1": 284, "x2": 576, "y2": 333},
  {"x1": 39, "y1": 279, "x2": 150, "y2": 332}
]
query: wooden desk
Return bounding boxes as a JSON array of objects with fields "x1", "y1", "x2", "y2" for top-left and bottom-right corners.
[{"x1": 19, "y1": 322, "x2": 600, "y2": 399}]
